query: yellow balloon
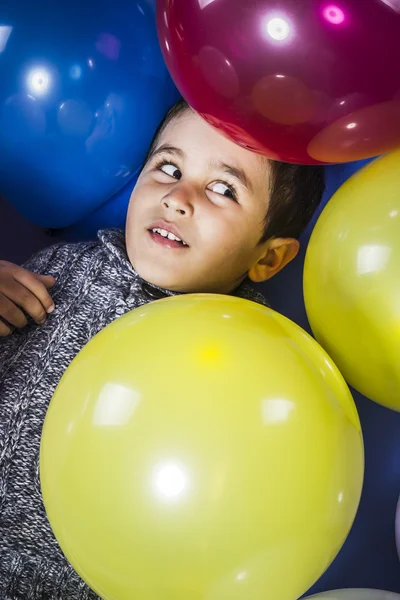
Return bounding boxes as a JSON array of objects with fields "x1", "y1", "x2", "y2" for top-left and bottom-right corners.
[
  {"x1": 304, "y1": 149, "x2": 400, "y2": 411},
  {"x1": 40, "y1": 295, "x2": 363, "y2": 600}
]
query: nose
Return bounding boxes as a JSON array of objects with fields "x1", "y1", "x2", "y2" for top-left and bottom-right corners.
[{"x1": 161, "y1": 183, "x2": 195, "y2": 217}]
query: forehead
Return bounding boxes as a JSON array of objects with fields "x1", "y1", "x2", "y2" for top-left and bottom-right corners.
[{"x1": 157, "y1": 110, "x2": 268, "y2": 178}]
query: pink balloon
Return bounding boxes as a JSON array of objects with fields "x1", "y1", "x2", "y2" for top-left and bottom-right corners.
[{"x1": 157, "y1": 0, "x2": 400, "y2": 165}]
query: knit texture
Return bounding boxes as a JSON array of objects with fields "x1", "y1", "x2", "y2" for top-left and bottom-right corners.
[{"x1": 0, "y1": 228, "x2": 269, "y2": 599}]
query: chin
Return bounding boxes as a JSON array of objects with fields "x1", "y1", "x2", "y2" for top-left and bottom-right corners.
[{"x1": 135, "y1": 264, "x2": 182, "y2": 292}]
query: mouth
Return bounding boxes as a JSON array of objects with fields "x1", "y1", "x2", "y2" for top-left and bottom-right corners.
[{"x1": 148, "y1": 221, "x2": 189, "y2": 249}]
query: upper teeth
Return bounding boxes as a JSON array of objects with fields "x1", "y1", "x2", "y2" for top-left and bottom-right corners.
[{"x1": 152, "y1": 228, "x2": 187, "y2": 245}]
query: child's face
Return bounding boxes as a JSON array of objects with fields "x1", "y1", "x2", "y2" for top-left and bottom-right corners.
[{"x1": 126, "y1": 110, "x2": 279, "y2": 293}]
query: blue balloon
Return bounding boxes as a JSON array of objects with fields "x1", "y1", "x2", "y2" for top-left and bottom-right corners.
[
  {"x1": 0, "y1": 0, "x2": 180, "y2": 228},
  {"x1": 63, "y1": 169, "x2": 139, "y2": 241}
]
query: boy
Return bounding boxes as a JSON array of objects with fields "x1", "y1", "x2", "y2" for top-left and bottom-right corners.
[{"x1": 0, "y1": 99, "x2": 324, "y2": 599}]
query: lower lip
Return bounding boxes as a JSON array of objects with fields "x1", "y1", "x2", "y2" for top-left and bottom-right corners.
[{"x1": 148, "y1": 230, "x2": 188, "y2": 249}]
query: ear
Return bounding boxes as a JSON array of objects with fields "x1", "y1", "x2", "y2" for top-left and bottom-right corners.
[{"x1": 248, "y1": 238, "x2": 300, "y2": 283}]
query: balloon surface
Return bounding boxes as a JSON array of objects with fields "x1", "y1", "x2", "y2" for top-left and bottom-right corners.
[
  {"x1": 251, "y1": 157, "x2": 400, "y2": 596},
  {"x1": 395, "y1": 496, "x2": 400, "y2": 562},
  {"x1": 304, "y1": 149, "x2": 400, "y2": 411},
  {"x1": 63, "y1": 169, "x2": 139, "y2": 241},
  {"x1": 306, "y1": 590, "x2": 400, "y2": 600},
  {"x1": 41, "y1": 295, "x2": 363, "y2": 600},
  {"x1": 0, "y1": 0, "x2": 179, "y2": 228},
  {"x1": 157, "y1": 0, "x2": 400, "y2": 164}
]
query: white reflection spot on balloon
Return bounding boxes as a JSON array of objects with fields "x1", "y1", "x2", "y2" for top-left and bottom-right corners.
[
  {"x1": 0, "y1": 26, "x2": 12, "y2": 53},
  {"x1": 357, "y1": 244, "x2": 391, "y2": 275},
  {"x1": 338, "y1": 492, "x2": 344, "y2": 503},
  {"x1": 346, "y1": 122, "x2": 357, "y2": 129},
  {"x1": 323, "y1": 5, "x2": 346, "y2": 25},
  {"x1": 199, "y1": 0, "x2": 216, "y2": 7},
  {"x1": 379, "y1": 0, "x2": 400, "y2": 12},
  {"x1": 163, "y1": 9, "x2": 169, "y2": 27},
  {"x1": 390, "y1": 210, "x2": 398, "y2": 218},
  {"x1": 27, "y1": 68, "x2": 51, "y2": 96},
  {"x1": 261, "y1": 398, "x2": 295, "y2": 424},
  {"x1": 236, "y1": 571, "x2": 247, "y2": 581},
  {"x1": 93, "y1": 384, "x2": 141, "y2": 426},
  {"x1": 153, "y1": 461, "x2": 188, "y2": 500},
  {"x1": 265, "y1": 17, "x2": 291, "y2": 41}
]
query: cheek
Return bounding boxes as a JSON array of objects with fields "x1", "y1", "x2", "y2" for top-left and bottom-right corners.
[
  {"x1": 125, "y1": 187, "x2": 148, "y2": 242},
  {"x1": 133, "y1": 179, "x2": 164, "y2": 209},
  {"x1": 200, "y1": 215, "x2": 233, "y2": 248},
  {"x1": 127, "y1": 183, "x2": 149, "y2": 218},
  {"x1": 201, "y1": 212, "x2": 256, "y2": 249},
  {"x1": 204, "y1": 218, "x2": 262, "y2": 272},
  {"x1": 125, "y1": 194, "x2": 137, "y2": 233}
]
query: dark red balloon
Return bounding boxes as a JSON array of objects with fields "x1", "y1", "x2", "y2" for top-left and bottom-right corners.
[{"x1": 157, "y1": 0, "x2": 400, "y2": 164}]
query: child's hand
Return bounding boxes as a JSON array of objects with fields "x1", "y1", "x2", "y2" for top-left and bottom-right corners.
[{"x1": 0, "y1": 261, "x2": 55, "y2": 336}]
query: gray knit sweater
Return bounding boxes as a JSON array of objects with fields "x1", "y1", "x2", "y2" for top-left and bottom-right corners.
[{"x1": 0, "y1": 229, "x2": 268, "y2": 600}]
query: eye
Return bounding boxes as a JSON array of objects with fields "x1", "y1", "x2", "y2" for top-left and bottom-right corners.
[
  {"x1": 209, "y1": 181, "x2": 237, "y2": 201},
  {"x1": 157, "y1": 161, "x2": 182, "y2": 180}
]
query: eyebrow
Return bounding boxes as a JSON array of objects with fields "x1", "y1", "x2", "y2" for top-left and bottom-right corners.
[{"x1": 149, "y1": 144, "x2": 184, "y2": 160}]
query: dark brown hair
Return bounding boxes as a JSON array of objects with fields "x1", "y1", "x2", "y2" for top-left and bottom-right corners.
[{"x1": 142, "y1": 98, "x2": 325, "y2": 242}]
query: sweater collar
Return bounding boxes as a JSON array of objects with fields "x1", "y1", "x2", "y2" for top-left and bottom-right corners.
[
  {"x1": 97, "y1": 228, "x2": 269, "y2": 307},
  {"x1": 98, "y1": 228, "x2": 181, "y2": 300}
]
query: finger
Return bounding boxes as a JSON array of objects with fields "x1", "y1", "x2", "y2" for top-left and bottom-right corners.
[
  {"x1": 36, "y1": 274, "x2": 56, "y2": 289},
  {"x1": 0, "y1": 293, "x2": 28, "y2": 328},
  {"x1": 13, "y1": 270, "x2": 55, "y2": 313},
  {"x1": 0, "y1": 320, "x2": 12, "y2": 337},
  {"x1": 1, "y1": 281, "x2": 48, "y2": 325}
]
